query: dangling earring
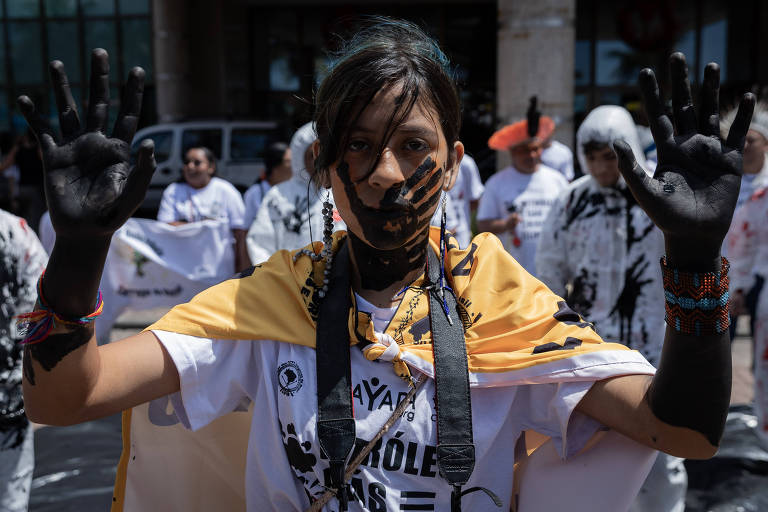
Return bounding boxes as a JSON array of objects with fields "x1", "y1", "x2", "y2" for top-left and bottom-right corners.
[
  {"x1": 438, "y1": 193, "x2": 453, "y2": 325},
  {"x1": 319, "y1": 192, "x2": 335, "y2": 297},
  {"x1": 293, "y1": 192, "x2": 336, "y2": 298}
]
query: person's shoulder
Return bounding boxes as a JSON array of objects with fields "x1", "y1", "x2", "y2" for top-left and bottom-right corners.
[
  {"x1": 162, "y1": 181, "x2": 182, "y2": 195},
  {"x1": 244, "y1": 182, "x2": 260, "y2": 198},
  {"x1": 537, "y1": 164, "x2": 569, "y2": 184},
  {"x1": 460, "y1": 153, "x2": 479, "y2": 173},
  {"x1": 0, "y1": 208, "x2": 29, "y2": 236},
  {"x1": 565, "y1": 174, "x2": 593, "y2": 193},
  {"x1": 549, "y1": 140, "x2": 573, "y2": 157},
  {"x1": 0, "y1": 208, "x2": 44, "y2": 252},
  {"x1": 485, "y1": 166, "x2": 516, "y2": 184},
  {"x1": 211, "y1": 177, "x2": 241, "y2": 194}
]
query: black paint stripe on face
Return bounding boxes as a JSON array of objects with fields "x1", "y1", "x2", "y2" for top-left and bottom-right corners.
[
  {"x1": 414, "y1": 183, "x2": 443, "y2": 218},
  {"x1": 410, "y1": 167, "x2": 443, "y2": 205},
  {"x1": 403, "y1": 156, "x2": 436, "y2": 191}
]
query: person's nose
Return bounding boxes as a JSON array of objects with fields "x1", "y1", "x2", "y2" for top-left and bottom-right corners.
[
  {"x1": 592, "y1": 159, "x2": 608, "y2": 175},
  {"x1": 368, "y1": 149, "x2": 405, "y2": 189}
]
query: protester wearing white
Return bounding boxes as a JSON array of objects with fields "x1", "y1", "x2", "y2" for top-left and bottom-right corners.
[
  {"x1": 243, "y1": 181, "x2": 271, "y2": 229},
  {"x1": 536, "y1": 105, "x2": 686, "y2": 512},
  {"x1": 447, "y1": 154, "x2": 484, "y2": 248},
  {"x1": 477, "y1": 164, "x2": 567, "y2": 275},
  {"x1": 246, "y1": 123, "x2": 345, "y2": 264},
  {"x1": 0, "y1": 210, "x2": 46, "y2": 512},
  {"x1": 157, "y1": 176, "x2": 246, "y2": 230},
  {"x1": 723, "y1": 104, "x2": 768, "y2": 341},
  {"x1": 541, "y1": 139, "x2": 575, "y2": 181},
  {"x1": 728, "y1": 186, "x2": 768, "y2": 448}
]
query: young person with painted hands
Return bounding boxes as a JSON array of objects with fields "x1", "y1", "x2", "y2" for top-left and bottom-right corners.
[{"x1": 17, "y1": 24, "x2": 753, "y2": 511}]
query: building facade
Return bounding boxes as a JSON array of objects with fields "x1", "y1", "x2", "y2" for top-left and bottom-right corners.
[{"x1": 0, "y1": 0, "x2": 765, "y2": 176}]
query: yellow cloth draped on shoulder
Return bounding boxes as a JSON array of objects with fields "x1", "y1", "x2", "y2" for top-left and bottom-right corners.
[{"x1": 111, "y1": 227, "x2": 645, "y2": 511}]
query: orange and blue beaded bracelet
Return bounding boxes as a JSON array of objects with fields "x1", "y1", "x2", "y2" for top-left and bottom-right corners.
[{"x1": 661, "y1": 256, "x2": 730, "y2": 336}]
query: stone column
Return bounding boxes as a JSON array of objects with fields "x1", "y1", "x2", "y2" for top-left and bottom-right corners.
[
  {"x1": 152, "y1": 0, "x2": 189, "y2": 122},
  {"x1": 496, "y1": 0, "x2": 576, "y2": 166}
]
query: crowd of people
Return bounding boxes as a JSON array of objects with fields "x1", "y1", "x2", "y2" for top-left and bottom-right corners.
[{"x1": 0, "y1": 15, "x2": 762, "y2": 512}]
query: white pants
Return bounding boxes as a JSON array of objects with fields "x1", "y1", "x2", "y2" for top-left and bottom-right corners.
[{"x1": 0, "y1": 423, "x2": 34, "y2": 512}]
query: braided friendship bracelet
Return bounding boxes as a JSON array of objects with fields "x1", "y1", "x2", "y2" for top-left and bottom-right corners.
[
  {"x1": 661, "y1": 256, "x2": 730, "y2": 336},
  {"x1": 15, "y1": 271, "x2": 104, "y2": 345}
]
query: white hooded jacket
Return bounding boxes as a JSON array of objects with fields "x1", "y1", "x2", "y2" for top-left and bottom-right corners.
[
  {"x1": 536, "y1": 106, "x2": 665, "y2": 364},
  {"x1": 246, "y1": 123, "x2": 345, "y2": 263}
]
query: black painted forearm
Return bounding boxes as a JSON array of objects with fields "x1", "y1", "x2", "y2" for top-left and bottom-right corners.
[
  {"x1": 23, "y1": 235, "x2": 111, "y2": 386},
  {"x1": 647, "y1": 245, "x2": 731, "y2": 447},
  {"x1": 43, "y1": 235, "x2": 111, "y2": 316}
]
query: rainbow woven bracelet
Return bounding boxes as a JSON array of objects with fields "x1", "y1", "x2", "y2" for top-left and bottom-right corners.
[
  {"x1": 15, "y1": 271, "x2": 104, "y2": 345},
  {"x1": 661, "y1": 256, "x2": 730, "y2": 336}
]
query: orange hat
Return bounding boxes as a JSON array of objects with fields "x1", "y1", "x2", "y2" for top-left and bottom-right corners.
[{"x1": 488, "y1": 116, "x2": 555, "y2": 150}]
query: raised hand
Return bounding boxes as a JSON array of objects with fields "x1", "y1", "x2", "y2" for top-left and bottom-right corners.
[
  {"x1": 613, "y1": 52, "x2": 755, "y2": 268},
  {"x1": 17, "y1": 49, "x2": 155, "y2": 240}
]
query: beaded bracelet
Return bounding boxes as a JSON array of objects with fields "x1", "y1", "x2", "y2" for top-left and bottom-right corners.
[
  {"x1": 661, "y1": 256, "x2": 730, "y2": 336},
  {"x1": 15, "y1": 271, "x2": 104, "y2": 345}
]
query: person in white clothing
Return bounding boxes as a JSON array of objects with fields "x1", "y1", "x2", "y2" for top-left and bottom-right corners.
[
  {"x1": 477, "y1": 112, "x2": 568, "y2": 275},
  {"x1": 724, "y1": 103, "x2": 768, "y2": 338},
  {"x1": 246, "y1": 123, "x2": 345, "y2": 264},
  {"x1": 0, "y1": 210, "x2": 46, "y2": 512},
  {"x1": 157, "y1": 146, "x2": 249, "y2": 272},
  {"x1": 447, "y1": 153, "x2": 484, "y2": 248},
  {"x1": 243, "y1": 141, "x2": 292, "y2": 228},
  {"x1": 729, "y1": 185, "x2": 768, "y2": 449},
  {"x1": 536, "y1": 105, "x2": 687, "y2": 512},
  {"x1": 541, "y1": 137, "x2": 575, "y2": 182},
  {"x1": 723, "y1": 103, "x2": 768, "y2": 210}
]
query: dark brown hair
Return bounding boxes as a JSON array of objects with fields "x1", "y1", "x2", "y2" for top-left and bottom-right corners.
[{"x1": 313, "y1": 18, "x2": 461, "y2": 183}]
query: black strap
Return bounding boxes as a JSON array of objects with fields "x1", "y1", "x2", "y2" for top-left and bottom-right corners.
[
  {"x1": 426, "y1": 249, "x2": 500, "y2": 511},
  {"x1": 315, "y1": 243, "x2": 499, "y2": 511},
  {"x1": 315, "y1": 241, "x2": 355, "y2": 510},
  {"x1": 426, "y1": 248, "x2": 477, "y2": 512}
]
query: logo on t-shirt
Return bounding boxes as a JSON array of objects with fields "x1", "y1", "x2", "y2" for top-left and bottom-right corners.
[{"x1": 278, "y1": 360, "x2": 304, "y2": 396}]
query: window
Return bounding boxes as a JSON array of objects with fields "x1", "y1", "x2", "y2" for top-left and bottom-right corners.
[
  {"x1": 0, "y1": 1, "x2": 153, "y2": 133},
  {"x1": 182, "y1": 129, "x2": 222, "y2": 159},
  {"x1": 230, "y1": 129, "x2": 272, "y2": 161},
  {"x1": 132, "y1": 130, "x2": 173, "y2": 163}
]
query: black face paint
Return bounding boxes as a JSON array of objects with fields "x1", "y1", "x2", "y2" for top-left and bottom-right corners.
[
  {"x1": 23, "y1": 324, "x2": 92, "y2": 386},
  {"x1": 337, "y1": 156, "x2": 444, "y2": 291},
  {"x1": 349, "y1": 231, "x2": 428, "y2": 291},
  {"x1": 337, "y1": 157, "x2": 443, "y2": 250}
]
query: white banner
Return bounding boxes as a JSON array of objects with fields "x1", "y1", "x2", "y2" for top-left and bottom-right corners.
[{"x1": 96, "y1": 218, "x2": 235, "y2": 341}]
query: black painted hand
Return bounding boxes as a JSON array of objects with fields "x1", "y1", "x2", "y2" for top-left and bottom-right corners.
[
  {"x1": 17, "y1": 49, "x2": 155, "y2": 240},
  {"x1": 614, "y1": 53, "x2": 755, "y2": 266}
]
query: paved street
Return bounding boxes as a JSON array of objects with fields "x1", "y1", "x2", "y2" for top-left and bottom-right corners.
[{"x1": 27, "y1": 309, "x2": 762, "y2": 511}]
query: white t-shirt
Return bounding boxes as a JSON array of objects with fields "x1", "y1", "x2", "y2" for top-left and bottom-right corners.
[
  {"x1": 153, "y1": 296, "x2": 636, "y2": 511},
  {"x1": 541, "y1": 140, "x2": 575, "y2": 181},
  {"x1": 477, "y1": 165, "x2": 568, "y2": 275},
  {"x1": 243, "y1": 181, "x2": 271, "y2": 230},
  {"x1": 448, "y1": 154, "x2": 485, "y2": 248},
  {"x1": 157, "y1": 177, "x2": 247, "y2": 230}
]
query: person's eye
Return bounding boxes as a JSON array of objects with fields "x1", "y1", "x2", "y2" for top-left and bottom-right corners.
[
  {"x1": 348, "y1": 140, "x2": 369, "y2": 152},
  {"x1": 404, "y1": 139, "x2": 429, "y2": 151}
]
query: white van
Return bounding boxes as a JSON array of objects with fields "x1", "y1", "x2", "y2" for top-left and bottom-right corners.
[{"x1": 130, "y1": 120, "x2": 279, "y2": 216}]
